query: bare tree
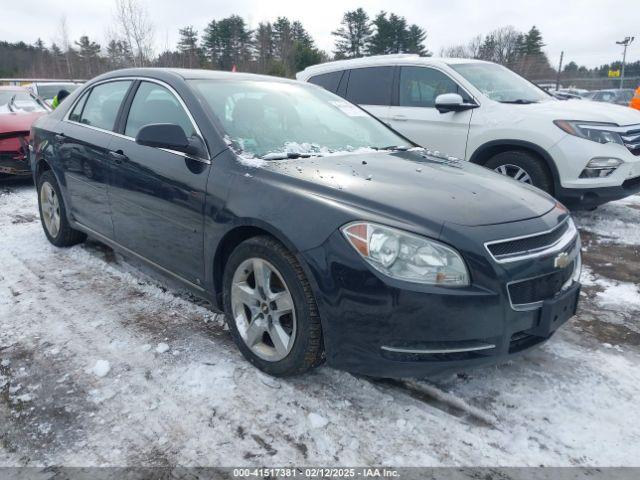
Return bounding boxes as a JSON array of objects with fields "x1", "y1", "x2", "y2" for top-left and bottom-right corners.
[
  {"x1": 57, "y1": 16, "x2": 74, "y2": 77},
  {"x1": 113, "y1": 0, "x2": 155, "y2": 67}
]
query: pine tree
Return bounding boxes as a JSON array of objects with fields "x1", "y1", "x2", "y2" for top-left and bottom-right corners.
[
  {"x1": 523, "y1": 26, "x2": 545, "y2": 55},
  {"x1": 332, "y1": 8, "x2": 371, "y2": 58},
  {"x1": 368, "y1": 12, "x2": 393, "y2": 55},
  {"x1": 75, "y1": 36, "x2": 101, "y2": 76},
  {"x1": 405, "y1": 24, "x2": 428, "y2": 56},
  {"x1": 254, "y1": 22, "x2": 275, "y2": 72},
  {"x1": 177, "y1": 26, "x2": 201, "y2": 68}
]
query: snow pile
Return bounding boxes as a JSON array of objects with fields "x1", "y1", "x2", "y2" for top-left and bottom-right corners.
[
  {"x1": 156, "y1": 343, "x2": 170, "y2": 354},
  {"x1": 91, "y1": 360, "x2": 111, "y2": 378},
  {"x1": 574, "y1": 194, "x2": 640, "y2": 245},
  {"x1": 307, "y1": 412, "x2": 329, "y2": 429}
]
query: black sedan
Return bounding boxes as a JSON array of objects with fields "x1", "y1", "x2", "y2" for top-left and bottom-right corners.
[{"x1": 30, "y1": 69, "x2": 582, "y2": 377}]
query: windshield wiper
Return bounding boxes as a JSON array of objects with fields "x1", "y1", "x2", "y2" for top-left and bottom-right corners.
[
  {"x1": 373, "y1": 145, "x2": 410, "y2": 151},
  {"x1": 499, "y1": 99, "x2": 538, "y2": 104},
  {"x1": 261, "y1": 152, "x2": 314, "y2": 160}
]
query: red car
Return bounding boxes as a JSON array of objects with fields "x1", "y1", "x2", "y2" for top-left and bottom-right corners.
[{"x1": 0, "y1": 86, "x2": 50, "y2": 177}]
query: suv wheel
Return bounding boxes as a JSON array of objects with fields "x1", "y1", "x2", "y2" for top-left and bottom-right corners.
[
  {"x1": 37, "y1": 170, "x2": 86, "y2": 247},
  {"x1": 485, "y1": 151, "x2": 553, "y2": 194},
  {"x1": 223, "y1": 235, "x2": 324, "y2": 377}
]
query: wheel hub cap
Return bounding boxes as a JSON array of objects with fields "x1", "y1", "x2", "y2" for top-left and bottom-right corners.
[
  {"x1": 230, "y1": 258, "x2": 296, "y2": 362},
  {"x1": 494, "y1": 164, "x2": 533, "y2": 185},
  {"x1": 40, "y1": 181, "x2": 61, "y2": 238}
]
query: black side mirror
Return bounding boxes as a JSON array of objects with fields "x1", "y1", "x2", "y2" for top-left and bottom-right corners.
[
  {"x1": 135, "y1": 123, "x2": 190, "y2": 153},
  {"x1": 434, "y1": 93, "x2": 478, "y2": 114}
]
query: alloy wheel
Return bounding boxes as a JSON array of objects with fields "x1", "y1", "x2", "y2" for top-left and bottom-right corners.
[
  {"x1": 230, "y1": 258, "x2": 297, "y2": 362},
  {"x1": 40, "y1": 181, "x2": 61, "y2": 238},
  {"x1": 494, "y1": 164, "x2": 533, "y2": 184}
]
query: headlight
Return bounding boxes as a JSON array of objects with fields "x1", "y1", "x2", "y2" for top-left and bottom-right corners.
[
  {"x1": 341, "y1": 222, "x2": 470, "y2": 286},
  {"x1": 554, "y1": 120, "x2": 624, "y2": 146}
]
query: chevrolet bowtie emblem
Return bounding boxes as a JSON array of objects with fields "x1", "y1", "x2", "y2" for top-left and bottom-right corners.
[{"x1": 554, "y1": 252, "x2": 571, "y2": 269}]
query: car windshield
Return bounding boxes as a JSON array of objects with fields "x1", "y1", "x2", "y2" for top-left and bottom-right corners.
[
  {"x1": 189, "y1": 79, "x2": 409, "y2": 159},
  {"x1": 450, "y1": 62, "x2": 550, "y2": 103},
  {"x1": 37, "y1": 83, "x2": 80, "y2": 100},
  {"x1": 0, "y1": 91, "x2": 48, "y2": 113}
]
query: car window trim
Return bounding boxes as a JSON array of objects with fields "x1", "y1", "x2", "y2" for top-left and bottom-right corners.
[
  {"x1": 397, "y1": 65, "x2": 478, "y2": 109},
  {"x1": 63, "y1": 76, "x2": 211, "y2": 164}
]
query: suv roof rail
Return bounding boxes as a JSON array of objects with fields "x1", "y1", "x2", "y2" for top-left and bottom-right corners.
[{"x1": 298, "y1": 54, "x2": 421, "y2": 75}]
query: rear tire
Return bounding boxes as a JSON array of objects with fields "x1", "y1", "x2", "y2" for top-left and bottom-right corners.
[
  {"x1": 485, "y1": 150, "x2": 553, "y2": 194},
  {"x1": 37, "y1": 170, "x2": 86, "y2": 247},
  {"x1": 223, "y1": 235, "x2": 324, "y2": 377}
]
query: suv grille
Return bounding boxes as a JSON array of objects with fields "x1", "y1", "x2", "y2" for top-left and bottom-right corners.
[
  {"x1": 486, "y1": 220, "x2": 571, "y2": 261},
  {"x1": 620, "y1": 125, "x2": 640, "y2": 156},
  {"x1": 508, "y1": 261, "x2": 575, "y2": 306}
]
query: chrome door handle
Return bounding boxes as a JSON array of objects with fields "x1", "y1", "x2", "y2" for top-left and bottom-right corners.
[{"x1": 391, "y1": 115, "x2": 407, "y2": 122}]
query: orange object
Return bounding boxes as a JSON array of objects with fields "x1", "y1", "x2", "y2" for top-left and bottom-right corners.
[{"x1": 630, "y1": 87, "x2": 640, "y2": 110}]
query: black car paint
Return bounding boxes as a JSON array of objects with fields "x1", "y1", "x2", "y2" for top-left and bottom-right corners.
[{"x1": 31, "y1": 68, "x2": 577, "y2": 377}]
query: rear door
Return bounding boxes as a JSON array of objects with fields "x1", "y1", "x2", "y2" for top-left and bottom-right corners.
[
  {"x1": 343, "y1": 66, "x2": 394, "y2": 122},
  {"x1": 60, "y1": 80, "x2": 132, "y2": 236},
  {"x1": 108, "y1": 80, "x2": 211, "y2": 285},
  {"x1": 387, "y1": 66, "x2": 473, "y2": 158}
]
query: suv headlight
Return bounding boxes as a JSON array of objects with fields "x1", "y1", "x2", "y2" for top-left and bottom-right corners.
[
  {"x1": 341, "y1": 222, "x2": 470, "y2": 286},
  {"x1": 554, "y1": 120, "x2": 624, "y2": 145}
]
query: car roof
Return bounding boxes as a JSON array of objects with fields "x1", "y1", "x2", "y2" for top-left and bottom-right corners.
[
  {"x1": 97, "y1": 68, "x2": 302, "y2": 85},
  {"x1": 296, "y1": 55, "x2": 491, "y2": 78}
]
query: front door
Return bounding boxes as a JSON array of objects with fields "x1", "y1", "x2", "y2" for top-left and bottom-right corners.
[
  {"x1": 387, "y1": 66, "x2": 474, "y2": 159},
  {"x1": 59, "y1": 80, "x2": 133, "y2": 236},
  {"x1": 108, "y1": 80, "x2": 211, "y2": 285}
]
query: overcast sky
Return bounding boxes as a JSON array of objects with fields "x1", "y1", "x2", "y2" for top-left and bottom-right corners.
[{"x1": 4, "y1": 0, "x2": 638, "y2": 68}]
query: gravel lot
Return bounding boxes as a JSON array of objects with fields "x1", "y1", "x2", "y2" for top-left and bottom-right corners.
[{"x1": 1, "y1": 178, "x2": 639, "y2": 467}]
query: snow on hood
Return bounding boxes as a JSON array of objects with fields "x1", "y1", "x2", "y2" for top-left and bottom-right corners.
[{"x1": 261, "y1": 149, "x2": 556, "y2": 227}]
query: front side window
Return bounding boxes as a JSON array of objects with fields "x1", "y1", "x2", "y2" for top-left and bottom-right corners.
[
  {"x1": 399, "y1": 67, "x2": 470, "y2": 107},
  {"x1": 450, "y1": 62, "x2": 550, "y2": 103},
  {"x1": 79, "y1": 81, "x2": 132, "y2": 131},
  {"x1": 189, "y1": 79, "x2": 408, "y2": 159},
  {"x1": 345, "y1": 67, "x2": 394, "y2": 106},
  {"x1": 125, "y1": 82, "x2": 196, "y2": 139}
]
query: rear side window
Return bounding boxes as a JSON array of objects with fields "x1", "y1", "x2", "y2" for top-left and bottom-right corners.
[
  {"x1": 345, "y1": 67, "x2": 394, "y2": 106},
  {"x1": 399, "y1": 67, "x2": 470, "y2": 108},
  {"x1": 308, "y1": 71, "x2": 343, "y2": 93},
  {"x1": 125, "y1": 81, "x2": 196, "y2": 138},
  {"x1": 79, "y1": 81, "x2": 132, "y2": 131}
]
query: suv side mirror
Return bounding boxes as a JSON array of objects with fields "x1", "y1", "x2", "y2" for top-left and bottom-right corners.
[
  {"x1": 435, "y1": 93, "x2": 478, "y2": 114},
  {"x1": 136, "y1": 123, "x2": 191, "y2": 153}
]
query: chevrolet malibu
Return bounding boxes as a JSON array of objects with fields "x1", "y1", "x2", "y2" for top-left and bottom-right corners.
[{"x1": 30, "y1": 69, "x2": 581, "y2": 377}]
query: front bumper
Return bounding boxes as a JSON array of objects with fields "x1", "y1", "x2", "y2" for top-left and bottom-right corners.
[
  {"x1": 301, "y1": 211, "x2": 580, "y2": 378},
  {"x1": 0, "y1": 153, "x2": 31, "y2": 176},
  {"x1": 548, "y1": 134, "x2": 640, "y2": 208}
]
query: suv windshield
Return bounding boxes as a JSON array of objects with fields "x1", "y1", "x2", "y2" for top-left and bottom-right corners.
[
  {"x1": 189, "y1": 79, "x2": 409, "y2": 159},
  {"x1": 0, "y1": 91, "x2": 48, "y2": 113},
  {"x1": 450, "y1": 63, "x2": 550, "y2": 104}
]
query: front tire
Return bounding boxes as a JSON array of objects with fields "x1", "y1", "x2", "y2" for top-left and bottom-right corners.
[
  {"x1": 37, "y1": 170, "x2": 86, "y2": 247},
  {"x1": 485, "y1": 150, "x2": 553, "y2": 194},
  {"x1": 223, "y1": 236, "x2": 324, "y2": 377}
]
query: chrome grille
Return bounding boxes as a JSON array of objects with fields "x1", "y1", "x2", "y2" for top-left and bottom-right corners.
[
  {"x1": 619, "y1": 125, "x2": 640, "y2": 156},
  {"x1": 485, "y1": 219, "x2": 577, "y2": 263}
]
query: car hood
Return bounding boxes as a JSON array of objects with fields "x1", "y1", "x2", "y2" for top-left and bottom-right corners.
[
  {"x1": 0, "y1": 111, "x2": 46, "y2": 135},
  {"x1": 263, "y1": 150, "x2": 556, "y2": 227},
  {"x1": 500, "y1": 98, "x2": 640, "y2": 125}
]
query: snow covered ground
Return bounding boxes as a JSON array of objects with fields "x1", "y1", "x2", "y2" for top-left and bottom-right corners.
[{"x1": 1, "y1": 178, "x2": 639, "y2": 467}]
